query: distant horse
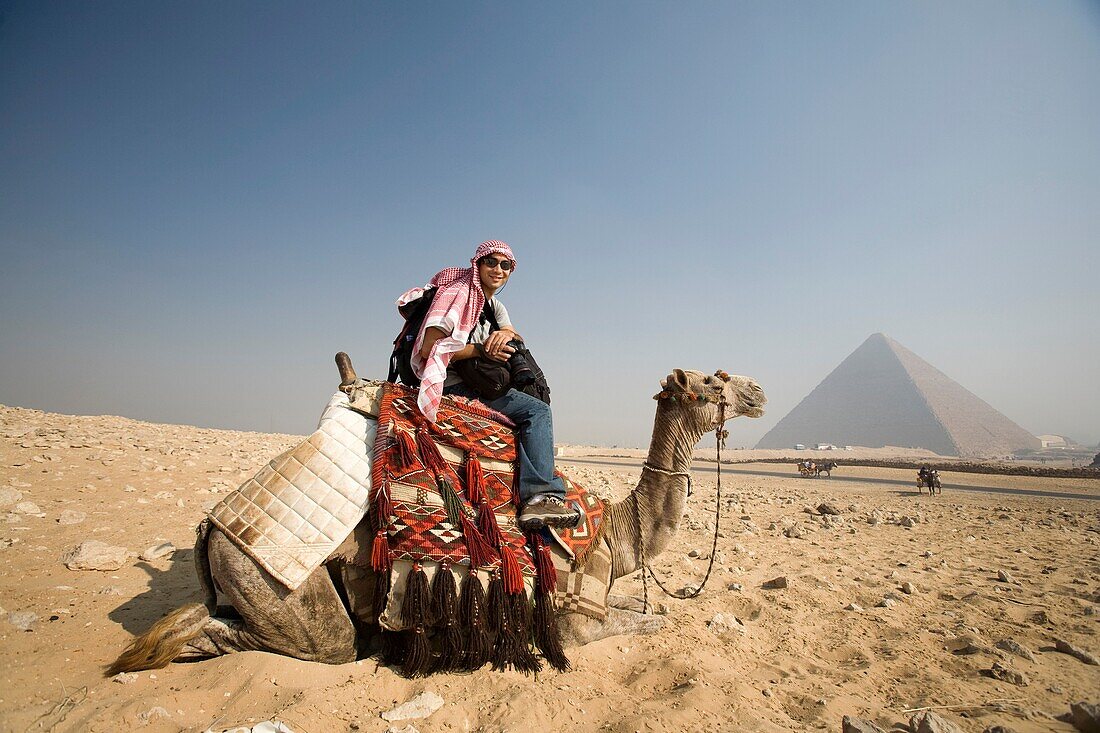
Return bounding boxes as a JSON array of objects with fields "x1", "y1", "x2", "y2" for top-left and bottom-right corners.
[
  {"x1": 814, "y1": 460, "x2": 838, "y2": 478},
  {"x1": 916, "y1": 469, "x2": 941, "y2": 495}
]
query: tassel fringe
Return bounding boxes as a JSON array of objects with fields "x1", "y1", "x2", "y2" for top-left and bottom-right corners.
[
  {"x1": 459, "y1": 570, "x2": 490, "y2": 671},
  {"x1": 500, "y1": 546, "x2": 524, "y2": 595},
  {"x1": 415, "y1": 426, "x2": 450, "y2": 475},
  {"x1": 393, "y1": 429, "x2": 418, "y2": 469},
  {"x1": 486, "y1": 572, "x2": 506, "y2": 636},
  {"x1": 370, "y1": 530, "x2": 392, "y2": 573},
  {"x1": 400, "y1": 563, "x2": 432, "y2": 678},
  {"x1": 439, "y1": 476, "x2": 466, "y2": 528},
  {"x1": 531, "y1": 534, "x2": 570, "y2": 671},
  {"x1": 478, "y1": 500, "x2": 506, "y2": 549},
  {"x1": 379, "y1": 628, "x2": 405, "y2": 667},
  {"x1": 507, "y1": 590, "x2": 541, "y2": 674},
  {"x1": 465, "y1": 456, "x2": 485, "y2": 506},
  {"x1": 534, "y1": 590, "x2": 570, "y2": 671},
  {"x1": 373, "y1": 567, "x2": 392, "y2": 621},
  {"x1": 430, "y1": 562, "x2": 462, "y2": 672},
  {"x1": 460, "y1": 514, "x2": 496, "y2": 569},
  {"x1": 372, "y1": 478, "x2": 393, "y2": 530},
  {"x1": 533, "y1": 534, "x2": 557, "y2": 592}
]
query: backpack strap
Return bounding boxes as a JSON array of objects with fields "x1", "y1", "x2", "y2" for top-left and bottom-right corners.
[{"x1": 481, "y1": 300, "x2": 501, "y2": 332}]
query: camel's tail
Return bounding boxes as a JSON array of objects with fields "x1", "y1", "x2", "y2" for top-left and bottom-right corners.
[
  {"x1": 106, "y1": 520, "x2": 217, "y2": 676},
  {"x1": 105, "y1": 603, "x2": 210, "y2": 675}
]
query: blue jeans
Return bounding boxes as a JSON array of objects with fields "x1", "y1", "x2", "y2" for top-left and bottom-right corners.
[{"x1": 442, "y1": 384, "x2": 566, "y2": 503}]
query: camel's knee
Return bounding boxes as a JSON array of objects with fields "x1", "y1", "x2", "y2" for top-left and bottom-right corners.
[{"x1": 301, "y1": 616, "x2": 356, "y2": 664}]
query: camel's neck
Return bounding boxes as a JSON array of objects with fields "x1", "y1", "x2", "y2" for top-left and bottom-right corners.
[{"x1": 607, "y1": 401, "x2": 710, "y2": 579}]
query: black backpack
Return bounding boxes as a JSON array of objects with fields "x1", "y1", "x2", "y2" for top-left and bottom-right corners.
[
  {"x1": 387, "y1": 288, "x2": 498, "y2": 387},
  {"x1": 387, "y1": 291, "x2": 551, "y2": 405},
  {"x1": 387, "y1": 287, "x2": 437, "y2": 387}
]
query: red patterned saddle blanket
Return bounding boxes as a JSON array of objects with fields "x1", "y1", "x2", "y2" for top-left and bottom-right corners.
[
  {"x1": 367, "y1": 383, "x2": 605, "y2": 577},
  {"x1": 365, "y1": 383, "x2": 611, "y2": 676}
]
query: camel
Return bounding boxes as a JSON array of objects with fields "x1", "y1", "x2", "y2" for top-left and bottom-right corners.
[{"x1": 108, "y1": 362, "x2": 765, "y2": 673}]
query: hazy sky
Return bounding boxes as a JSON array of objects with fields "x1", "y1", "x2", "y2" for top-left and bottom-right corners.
[{"x1": 2, "y1": 2, "x2": 1098, "y2": 450}]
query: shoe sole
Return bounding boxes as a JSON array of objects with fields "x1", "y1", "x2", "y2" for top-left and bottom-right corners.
[{"x1": 519, "y1": 514, "x2": 580, "y2": 531}]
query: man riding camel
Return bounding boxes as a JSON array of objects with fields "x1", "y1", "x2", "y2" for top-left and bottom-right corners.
[{"x1": 399, "y1": 240, "x2": 580, "y2": 531}]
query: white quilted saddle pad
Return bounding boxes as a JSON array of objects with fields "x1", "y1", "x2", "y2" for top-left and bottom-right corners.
[{"x1": 208, "y1": 385, "x2": 381, "y2": 590}]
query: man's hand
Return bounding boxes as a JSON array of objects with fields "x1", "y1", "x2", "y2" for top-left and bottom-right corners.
[{"x1": 482, "y1": 330, "x2": 516, "y2": 363}]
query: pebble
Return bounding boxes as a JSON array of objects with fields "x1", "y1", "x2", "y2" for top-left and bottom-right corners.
[
  {"x1": 845, "y1": 603, "x2": 863, "y2": 612},
  {"x1": 876, "y1": 598, "x2": 896, "y2": 609},
  {"x1": 841, "y1": 716, "x2": 886, "y2": 733},
  {"x1": 817, "y1": 502, "x2": 841, "y2": 515},
  {"x1": 726, "y1": 582, "x2": 743, "y2": 591},
  {"x1": 139, "y1": 542, "x2": 175, "y2": 561},
  {"x1": 62, "y1": 540, "x2": 129, "y2": 571},
  {"x1": 994, "y1": 638, "x2": 1035, "y2": 662},
  {"x1": 1068, "y1": 701, "x2": 1100, "y2": 732},
  {"x1": 137, "y1": 706, "x2": 171, "y2": 724},
  {"x1": 762, "y1": 576, "x2": 788, "y2": 590},
  {"x1": 9, "y1": 610, "x2": 38, "y2": 631},
  {"x1": 1029, "y1": 610, "x2": 1051, "y2": 625},
  {"x1": 14, "y1": 501, "x2": 45, "y2": 517},
  {"x1": 113, "y1": 672, "x2": 138, "y2": 684},
  {"x1": 706, "y1": 612, "x2": 746, "y2": 639},
  {"x1": 901, "y1": 582, "x2": 916, "y2": 594},
  {"x1": 909, "y1": 710, "x2": 965, "y2": 733},
  {"x1": 997, "y1": 570, "x2": 1013, "y2": 583},
  {"x1": 1054, "y1": 638, "x2": 1099, "y2": 666},
  {"x1": 57, "y1": 510, "x2": 87, "y2": 525},
  {"x1": 0, "y1": 487, "x2": 24, "y2": 506},
  {"x1": 900, "y1": 516, "x2": 916, "y2": 528},
  {"x1": 988, "y1": 661, "x2": 1029, "y2": 686},
  {"x1": 381, "y1": 692, "x2": 444, "y2": 722},
  {"x1": 783, "y1": 524, "x2": 804, "y2": 539}
]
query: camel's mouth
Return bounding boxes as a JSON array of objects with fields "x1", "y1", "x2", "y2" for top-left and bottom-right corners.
[{"x1": 728, "y1": 382, "x2": 766, "y2": 419}]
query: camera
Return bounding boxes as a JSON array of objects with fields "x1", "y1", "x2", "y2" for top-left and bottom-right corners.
[{"x1": 506, "y1": 340, "x2": 537, "y2": 387}]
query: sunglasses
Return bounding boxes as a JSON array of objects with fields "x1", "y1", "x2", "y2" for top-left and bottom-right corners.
[{"x1": 479, "y1": 256, "x2": 514, "y2": 271}]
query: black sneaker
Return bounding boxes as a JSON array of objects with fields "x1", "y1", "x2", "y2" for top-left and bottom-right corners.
[{"x1": 518, "y1": 495, "x2": 580, "y2": 530}]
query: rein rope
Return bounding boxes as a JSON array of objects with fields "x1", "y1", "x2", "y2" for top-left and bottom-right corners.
[{"x1": 635, "y1": 372, "x2": 731, "y2": 613}]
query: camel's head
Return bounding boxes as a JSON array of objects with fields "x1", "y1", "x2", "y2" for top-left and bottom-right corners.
[{"x1": 656, "y1": 368, "x2": 767, "y2": 426}]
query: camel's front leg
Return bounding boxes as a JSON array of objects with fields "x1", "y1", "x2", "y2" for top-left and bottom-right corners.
[{"x1": 558, "y1": 608, "x2": 667, "y2": 646}]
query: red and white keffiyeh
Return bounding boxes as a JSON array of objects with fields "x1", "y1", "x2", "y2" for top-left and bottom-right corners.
[{"x1": 396, "y1": 240, "x2": 516, "y2": 422}]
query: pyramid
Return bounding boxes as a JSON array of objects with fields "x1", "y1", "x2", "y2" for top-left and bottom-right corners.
[{"x1": 755, "y1": 333, "x2": 1040, "y2": 457}]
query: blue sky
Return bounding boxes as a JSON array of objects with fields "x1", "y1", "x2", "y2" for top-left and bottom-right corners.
[{"x1": 1, "y1": 1, "x2": 1098, "y2": 449}]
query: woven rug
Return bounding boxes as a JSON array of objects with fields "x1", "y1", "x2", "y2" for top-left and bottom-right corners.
[
  {"x1": 367, "y1": 383, "x2": 616, "y2": 676},
  {"x1": 369, "y1": 383, "x2": 534, "y2": 577}
]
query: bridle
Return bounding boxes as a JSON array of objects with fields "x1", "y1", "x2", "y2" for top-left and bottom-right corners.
[{"x1": 635, "y1": 371, "x2": 732, "y2": 612}]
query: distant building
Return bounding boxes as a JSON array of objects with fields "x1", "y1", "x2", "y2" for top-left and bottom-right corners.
[
  {"x1": 755, "y1": 333, "x2": 1040, "y2": 458},
  {"x1": 1036, "y1": 435, "x2": 1071, "y2": 449}
]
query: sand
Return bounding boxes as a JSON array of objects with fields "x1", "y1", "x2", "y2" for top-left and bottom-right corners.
[{"x1": 1, "y1": 404, "x2": 1098, "y2": 733}]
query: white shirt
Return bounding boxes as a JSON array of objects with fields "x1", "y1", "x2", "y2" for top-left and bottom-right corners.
[{"x1": 443, "y1": 298, "x2": 512, "y2": 387}]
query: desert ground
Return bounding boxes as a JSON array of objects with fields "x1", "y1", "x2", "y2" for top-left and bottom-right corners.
[{"x1": 1, "y1": 403, "x2": 1097, "y2": 733}]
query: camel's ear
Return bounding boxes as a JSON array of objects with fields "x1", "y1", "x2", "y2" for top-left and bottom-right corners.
[{"x1": 672, "y1": 369, "x2": 689, "y2": 388}]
